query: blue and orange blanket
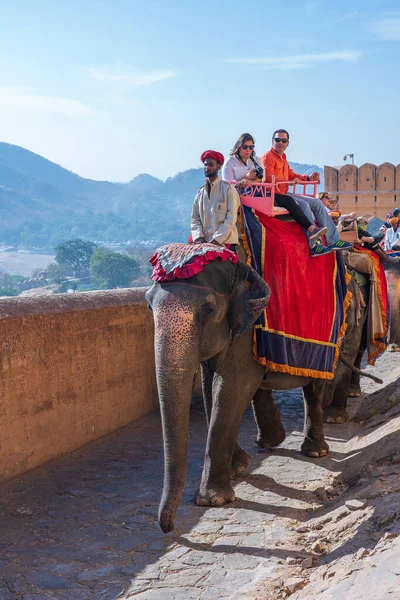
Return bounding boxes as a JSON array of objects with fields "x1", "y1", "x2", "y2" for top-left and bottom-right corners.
[
  {"x1": 353, "y1": 245, "x2": 389, "y2": 365},
  {"x1": 242, "y1": 206, "x2": 350, "y2": 379}
]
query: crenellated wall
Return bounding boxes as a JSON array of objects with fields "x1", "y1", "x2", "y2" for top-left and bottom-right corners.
[
  {"x1": 0, "y1": 289, "x2": 158, "y2": 482},
  {"x1": 324, "y1": 163, "x2": 400, "y2": 218}
]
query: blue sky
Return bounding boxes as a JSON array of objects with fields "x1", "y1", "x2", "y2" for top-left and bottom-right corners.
[{"x1": 0, "y1": 0, "x2": 399, "y2": 181}]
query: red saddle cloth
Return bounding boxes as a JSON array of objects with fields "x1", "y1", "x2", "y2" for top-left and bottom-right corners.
[
  {"x1": 150, "y1": 243, "x2": 238, "y2": 282},
  {"x1": 242, "y1": 206, "x2": 350, "y2": 379}
]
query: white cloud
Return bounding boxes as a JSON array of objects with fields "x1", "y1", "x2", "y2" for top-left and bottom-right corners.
[
  {"x1": 85, "y1": 64, "x2": 176, "y2": 89},
  {"x1": 0, "y1": 87, "x2": 100, "y2": 117},
  {"x1": 224, "y1": 51, "x2": 363, "y2": 70},
  {"x1": 368, "y1": 14, "x2": 400, "y2": 41}
]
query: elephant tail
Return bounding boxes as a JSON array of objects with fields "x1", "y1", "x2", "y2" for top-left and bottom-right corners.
[{"x1": 339, "y1": 351, "x2": 383, "y2": 384}]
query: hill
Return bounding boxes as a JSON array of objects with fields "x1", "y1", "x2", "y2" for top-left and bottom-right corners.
[{"x1": 0, "y1": 143, "x2": 324, "y2": 249}]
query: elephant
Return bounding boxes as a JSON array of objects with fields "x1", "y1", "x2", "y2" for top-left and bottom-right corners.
[
  {"x1": 146, "y1": 257, "x2": 330, "y2": 533},
  {"x1": 322, "y1": 267, "x2": 369, "y2": 423},
  {"x1": 321, "y1": 252, "x2": 387, "y2": 424},
  {"x1": 386, "y1": 265, "x2": 400, "y2": 352}
]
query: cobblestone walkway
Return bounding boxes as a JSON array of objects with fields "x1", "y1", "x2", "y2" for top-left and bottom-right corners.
[{"x1": 0, "y1": 385, "x2": 363, "y2": 600}]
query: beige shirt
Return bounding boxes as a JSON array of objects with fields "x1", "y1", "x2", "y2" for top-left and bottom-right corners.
[{"x1": 190, "y1": 177, "x2": 240, "y2": 245}]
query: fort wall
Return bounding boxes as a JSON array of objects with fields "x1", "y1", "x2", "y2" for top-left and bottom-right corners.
[
  {"x1": 0, "y1": 289, "x2": 158, "y2": 482},
  {"x1": 324, "y1": 163, "x2": 400, "y2": 218}
]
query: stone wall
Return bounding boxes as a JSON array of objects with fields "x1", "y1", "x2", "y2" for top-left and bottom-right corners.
[
  {"x1": 0, "y1": 289, "x2": 158, "y2": 482},
  {"x1": 324, "y1": 163, "x2": 400, "y2": 218}
]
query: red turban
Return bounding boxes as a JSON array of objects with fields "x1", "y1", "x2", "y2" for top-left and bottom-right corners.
[{"x1": 200, "y1": 150, "x2": 224, "y2": 165}]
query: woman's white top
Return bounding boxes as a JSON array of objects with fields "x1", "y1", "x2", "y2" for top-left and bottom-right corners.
[{"x1": 222, "y1": 154, "x2": 264, "y2": 182}]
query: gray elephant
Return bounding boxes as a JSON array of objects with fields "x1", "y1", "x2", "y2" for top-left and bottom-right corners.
[
  {"x1": 386, "y1": 265, "x2": 400, "y2": 352},
  {"x1": 146, "y1": 258, "x2": 330, "y2": 533},
  {"x1": 322, "y1": 267, "x2": 368, "y2": 423},
  {"x1": 322, "y1": 253, "x2": 386, "y2": 424}
]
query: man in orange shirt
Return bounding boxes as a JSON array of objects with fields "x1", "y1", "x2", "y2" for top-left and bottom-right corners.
[{"x1": 261, "y1": 129, "x2": 352, "y2": 254}]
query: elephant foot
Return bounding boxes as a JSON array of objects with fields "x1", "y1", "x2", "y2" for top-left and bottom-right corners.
[
  {"x1": 196, "y1": 482, "x2": 236, "y2": 507},
  {"x1": 301, "y1": 437, "x2": 329, "y2": 458},
  {"x1": 255, "y1": 424, "x2": 286, "y2": 449},
  {"x1": 324, "y1": 406, "x2": 349, "y2": 424},
  {"x1": 231, "y1": 446, "x2": 251, "y2": 479},
  {"x1": 348, "y1": 385, "x2": 361, "y2": 398}
]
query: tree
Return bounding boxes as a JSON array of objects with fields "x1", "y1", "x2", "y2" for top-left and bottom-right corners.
[
  {"x1": 55, "y1": 239, "x2": 97, "y2": 272},
  {"x1": 46, "y1": 262, "x2": 68, "y2": 286},
  {"x1": 90, "y1": 248, "x2": 139, "y2": 289}
]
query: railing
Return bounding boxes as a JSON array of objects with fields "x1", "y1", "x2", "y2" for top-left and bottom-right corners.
[{"x1": 236, "y1": 177, "x2": 318, "y2": 217}]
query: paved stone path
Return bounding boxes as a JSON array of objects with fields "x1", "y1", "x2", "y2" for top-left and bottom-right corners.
[{"x1": 0, "y1": 353, "x2": 398, "y2": 600}]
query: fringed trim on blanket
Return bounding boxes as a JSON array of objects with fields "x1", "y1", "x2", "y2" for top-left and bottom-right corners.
[
  {"x1": 237, "y1": 209, "x2": 253, "y2": 266},
  {"x1": 333, "y1": 270, "x2": 353, "y2": 370},
  {"x1": 252, "y1": 330, "x2": 336, "y2": 380},
  {"x1": 150, "y1": 246, "x2": 238, "y2": 282},
  {"x1": 354, "y1": 246, "x2": 388, "y2": 365}
]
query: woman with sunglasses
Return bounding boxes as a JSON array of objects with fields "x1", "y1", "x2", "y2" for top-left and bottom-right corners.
[
  {"x1": 222, "y1": 133, "x2": 264, "y2": 183},
  {"x1": 223, "y1": 133, "x2": 329, "y2": 253}
]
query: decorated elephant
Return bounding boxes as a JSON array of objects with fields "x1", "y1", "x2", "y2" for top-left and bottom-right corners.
[
  {"x1": 386, "y1": 264, "x2": 400, "y2": 352},
  {"x1": 322, "y1": 250, "x2": 387, "y2": 424},
  {"x1": 146, "y1": 248, "x2": 333, "y2": 533}
]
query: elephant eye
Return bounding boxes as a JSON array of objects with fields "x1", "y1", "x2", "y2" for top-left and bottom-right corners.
[
  {"x1": 203, "y1": 303, "x2": 215, "y2": 314},
  {"x1": 202, "y1": 298, "x2": 217, "y2": 315}
]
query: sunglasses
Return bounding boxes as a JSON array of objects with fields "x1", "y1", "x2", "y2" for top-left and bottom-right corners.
[
  {"x1": 241, "y1": 144, "x2": 255, "y2": 150},
  {"x1": 273, "y1": 137, "x2": 288, "y2": 143}
]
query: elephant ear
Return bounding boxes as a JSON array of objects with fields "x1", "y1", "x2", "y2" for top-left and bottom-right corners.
[{"x1": 229, "y1": 261, "x2": 271, "y2": 340}]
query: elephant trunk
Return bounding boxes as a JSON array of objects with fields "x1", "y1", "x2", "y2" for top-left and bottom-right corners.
[{"x1": 154, "y1": 309, "x2": 199, "y2": 533}]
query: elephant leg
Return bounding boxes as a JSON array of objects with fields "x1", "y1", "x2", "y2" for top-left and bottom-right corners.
[
  {"x1": 197, "y1": 335, "x2": 265, "y2": 506},
  {"x1": 325, "y1": 322, "x2": 366, "y2": 422},
  {"x1": 201, "y1": 360, "x2": 214, "y2": 427},
  {"x1": 202, "y1": 361, "x2": 251, "y2": 479},
  {"x1": 252, "y1": 388, "x2": 286, "y2": 448},
  {"x1": 301, "y1": 379, "x2": 329, "y2": 457},
  {"x1": 231, "y1": 445, "x2": 252, "y2": 480},
  {"x1": 323, "y1": 361, "x2": 352, "y2": 424},
  {"x1": 348, "y1": 348, "x2": 363, "y2": 397}
]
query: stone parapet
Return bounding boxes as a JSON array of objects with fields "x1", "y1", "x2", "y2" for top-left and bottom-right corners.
[
  {"x1": 0, "y1": 288, "x2": 157, "y2": 482},
  {"x1": 324, "y1": 162, "x2": 400, "y2": 218}
]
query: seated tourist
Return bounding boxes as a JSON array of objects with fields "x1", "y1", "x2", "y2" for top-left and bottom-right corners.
[
  {"x1": 329, "y1": 210, "x2": 341, "y2": 227},
  {"x1": 222, "y1": 133, "x2": 264, "y2": 183},
  {"x1": 223, "y1": 133, "x2": 330, "y2": 256},
  {"x1": 384, "y1": 217, "x2": 400, "y2": 251},
  {"x1": 261, "y1": 129, "x2": 353, "y2": 254},
  {"x1": 191, "y1": 150, "x2": 240, "y2": 252},
  {"x1": 357, "y1": 216, "x2": 399, "y2": 263},
  {"x1": 357, "y1": 216, "x2": 378, "y2": 246},
  {"x1": 318, "y1": 192, "x2": 338, "y2": 212}
]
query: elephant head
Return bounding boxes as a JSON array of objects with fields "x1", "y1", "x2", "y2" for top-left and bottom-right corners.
[{"x1": 145, "y1": 258, "x2": 270, "y2": 532}]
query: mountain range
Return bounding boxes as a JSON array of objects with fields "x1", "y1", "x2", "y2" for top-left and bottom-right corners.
[{"x1": 0, "y1": 142, "x2": 324, "y2": 249}]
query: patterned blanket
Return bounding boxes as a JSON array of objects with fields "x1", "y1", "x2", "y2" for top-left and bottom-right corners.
[
  {"x1": 353, "y1": 246, "x2": 389, "y2": 365},
  {"x1": 242, "y1": 206, "x2": 349, "y2": 379},
  {"x1": 150, "y1": 243, "x2": 238, "y2": 282}
]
